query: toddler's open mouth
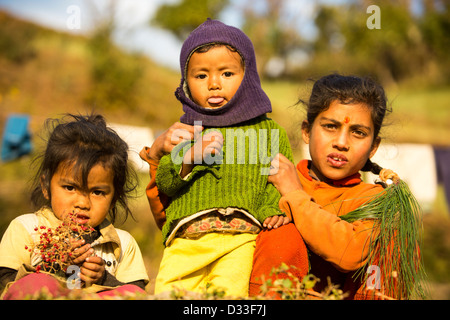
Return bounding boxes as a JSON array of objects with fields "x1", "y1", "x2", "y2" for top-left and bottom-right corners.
[{"x1": 208, "y1": 96, "x2": 225, "y2": 105}]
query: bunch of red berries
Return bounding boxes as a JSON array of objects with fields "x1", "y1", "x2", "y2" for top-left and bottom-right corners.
[{"x1": 25, "y1": 211, "x2": 95, "y2": 276}]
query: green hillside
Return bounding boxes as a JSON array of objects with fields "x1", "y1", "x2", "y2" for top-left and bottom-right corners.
[{"x1": 0, "y1": 11, "x2": 182, "y2": 134}]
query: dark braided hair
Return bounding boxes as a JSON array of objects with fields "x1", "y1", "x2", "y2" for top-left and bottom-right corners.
[
  {"x1": 361, "y1": 159, "x2": 383, "y2": 175},
  {"x1": 300, "y1": 73, "x2": 391, "y2": 175}
]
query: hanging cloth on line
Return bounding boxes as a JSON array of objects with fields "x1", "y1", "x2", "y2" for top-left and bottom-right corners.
[
  {"x1": 1, "y1": 114, "x2": 32, "y2": 162},
  {"x1": 434, "y1": 146, "x2": 450, "y2": 209}
]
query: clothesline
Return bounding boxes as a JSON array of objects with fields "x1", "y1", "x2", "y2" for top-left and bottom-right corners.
[{"x1": 2, "y1": 114, "x2": 449, "y2": 211}]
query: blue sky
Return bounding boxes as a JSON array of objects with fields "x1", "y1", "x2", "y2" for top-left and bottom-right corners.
[
  {"x1": 0, "y1": 0, "x2": 183, "y2": 69},
  {"x1": 1, "y1": 0, "x2": 421, "y2": 70},
  {"x1": 0, "y1": 0, "x2": 334, "y2": 69}
]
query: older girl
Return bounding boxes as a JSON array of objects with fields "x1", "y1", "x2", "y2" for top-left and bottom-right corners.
[{"x1": 250, "y1": 73, "x2": 425, "y2": 300}]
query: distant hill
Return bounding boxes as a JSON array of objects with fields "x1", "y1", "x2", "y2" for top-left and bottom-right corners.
[
  {"x1": 1, "y1": 10, "x2": 449, "y2": 147},
  {"x1": 0, "y1": 10, "x2": 182, "y2": 135}
]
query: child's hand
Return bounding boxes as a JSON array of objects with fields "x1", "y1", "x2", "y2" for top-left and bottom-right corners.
[
  {"x1": 70, "y1": 239, "x2": 94, "y2": 265},
  {"x1": 268, "y1": 153, "x2": 303, "y2": 196},
  {"x1": 79, "y1": 256, "x2": 106, "y2": 286},
  {"x1": 263, "y1": 215, "x2": 291, "y2": 229},
  {"x1": 149, "y1": 122, "x2": 203, "y2": 161},
  {"x1": 181, "y1": 131, "x2": 224, "y2": 177},
  {"x1": 379, "y1": 168, "x2": 400, "y2": 184},
  {"x1": 186, "y1": 131, "x2": 224, "y2": 163},
  {"x1": 70, "y1": 239, "x2": 105, "y2": 285}
]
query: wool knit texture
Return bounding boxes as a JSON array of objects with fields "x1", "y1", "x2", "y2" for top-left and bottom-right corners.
[
  {"x1": 176, "y1": 18, "x2": 272, "y2": 127},
  {"x1": 156, "y1": 117, "x2": 293, "y2": 245}
]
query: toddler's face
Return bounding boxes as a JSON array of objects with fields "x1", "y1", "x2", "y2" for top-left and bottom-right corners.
[
  {"x1": 186, "y1": 46, "x2": 244, "y2": 109},
  {"x1": 42, "y1": 161, "x2": 115, "y2": 228}
]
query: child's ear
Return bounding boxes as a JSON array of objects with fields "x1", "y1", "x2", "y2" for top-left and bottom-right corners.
[
  {"x1": 301, "y1": 120, "x2": 310, "y2": 144},
  {"x1": 40, "y1": 175, "x2": 50, "y2": 200},
  {"x1": 369, "y1": 136, "x2": 381, "y2": 158}
]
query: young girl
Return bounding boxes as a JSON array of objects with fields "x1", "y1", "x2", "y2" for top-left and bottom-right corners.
[
  {"x1": 250, "y1": 73, "x2": 425, "y2": 299},
  {"x1": 0, "y1": 114, "x2": 149, "y2": 299},
  {"x1": 139, "y1": 19, "x2": 294, "y2": 298}
]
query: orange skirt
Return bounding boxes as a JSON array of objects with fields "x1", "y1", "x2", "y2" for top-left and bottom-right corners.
[{"x1": 249, "y1": 223, "x2": 309, "y2": 298}]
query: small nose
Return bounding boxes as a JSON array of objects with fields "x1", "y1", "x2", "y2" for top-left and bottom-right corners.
[
  {"x1": 333, "y1": 130, "x2": 350, "y2": 151},
  {"x1": 208, "y1": 74, "x2": 221, "y2": 90},
  {"x1": 74, "y1": 193, "x2": 90, "y2": 210}
]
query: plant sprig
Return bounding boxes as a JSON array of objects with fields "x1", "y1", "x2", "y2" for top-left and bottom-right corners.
[
  {"x1": 25, "y1": 211, "x2": 95, "y2": 276},
  {"x1": 340, "y1": 180, "x2": 428, "y2": 299},
  {"x1": 257, "y1": 263, "x2": 347, "y2": 300}
]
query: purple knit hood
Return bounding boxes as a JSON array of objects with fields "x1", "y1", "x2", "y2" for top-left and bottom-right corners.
[{"x1": 176, "y1": 19, "x2": 272, "y2": 127}]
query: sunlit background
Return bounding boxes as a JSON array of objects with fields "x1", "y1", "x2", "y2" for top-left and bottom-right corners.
[{"x1": 0, "y1": 0, "x2": 449, "y2": 299}]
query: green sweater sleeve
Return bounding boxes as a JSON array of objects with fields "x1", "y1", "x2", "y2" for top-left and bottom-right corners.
[
  {"x1": 256, "y1": 123, "x2": 294, "y2": 219},
  {"x1": 155, "y1": 139, "x2": 221, "y2": 197},
  {"x1": 155, "y1": 140, "x2": 189, "y2": 197}
]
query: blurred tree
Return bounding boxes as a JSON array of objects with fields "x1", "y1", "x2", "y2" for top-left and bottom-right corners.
[
  {"x1": 151, "y1": 0, "x2": 303, "y2": 78},
  {"x1": 239, "y1": 0, "x2": 304, "y2": 78},
  {"x1": 151, "y1": 0, "x2": 229, "y2": 40},
  {"x1": 85, "y1": 5, "x2": 143, "y2": 111},
  {"x1": 420, "y1": 0, "x2": 450, "y2": 84},
  {"x1": 306, "y1": 0, "x2": 445, "y2": 86},
  {"x1": 150, "y1": 0, "x2": 449, "y2": 85},
  {"x1": 343, "y1": 2, "x2": 424, "y2": 84},
  {"x1": 313, "y1": 5, "x2": 341, "y2": 54},
  {"x1": 0, "y1": 11, "x2": 37, "y2": 64}
]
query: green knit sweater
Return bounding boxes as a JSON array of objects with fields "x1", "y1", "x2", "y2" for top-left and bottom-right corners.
[{"x1": 156, "y1": 116, "x2": 293, "y2": 245}]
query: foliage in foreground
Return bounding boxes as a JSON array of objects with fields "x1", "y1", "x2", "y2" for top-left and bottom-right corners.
[{"x1": 19, "y1": 264, "x2": 346, "y2": 300}]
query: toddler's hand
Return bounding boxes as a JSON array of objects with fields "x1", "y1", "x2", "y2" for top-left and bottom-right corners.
[
  {"x1": 185, "y1": 131, "x2": 223, "y2": 163},
  {"x1": 180, "y1": 131, "x2": 224, "y2": 177},
  {"x1": 263, "y1": 215, "x2": 290, "y2": 229},
  {"x1": 149, "y1": 122, "x2": 203, "y2": 161}
]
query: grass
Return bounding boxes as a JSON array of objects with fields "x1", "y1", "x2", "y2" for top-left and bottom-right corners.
[
  {"x1": 385, "y1": 86, "x2": 450, "y2": 145},
  {"x1": 263, "y1": 80, "x2": 450, "y2": 147}
]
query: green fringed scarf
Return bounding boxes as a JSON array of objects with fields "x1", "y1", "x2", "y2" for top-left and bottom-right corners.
[{"x1": 340, "y1": 177, "x2": 428, "y2": 300}]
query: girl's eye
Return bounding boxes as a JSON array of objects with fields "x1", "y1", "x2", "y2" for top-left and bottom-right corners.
[
  {"x1": 64, "y1": 185, "x2": 75, "y2": 191},
  {"x1": 92, "y1": 190, "x2": 105, "y2": 196},
  {"x1": 196, "y1": 74, "x2": 207, "y2": 79},
  {"x1": 223, "y1": 71, "x2": 233, "y2": 77},
  {"x1": 353, "y1": 130, "x2": 367, "y2": 137},
  {"x1": 322, "y1": 124, "x2": 337, "y2": 130}
]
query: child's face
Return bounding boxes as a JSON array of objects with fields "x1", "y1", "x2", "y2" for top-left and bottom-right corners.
[
  {"x1": 186, "y1": 46, "x2": 244, "y2": 109},
  {"x1": 302, "y1": 100, "x2": 380, "y2": 182},
  {"x1": 43, "y1": 161, "x2": 115, "y2": 228}
]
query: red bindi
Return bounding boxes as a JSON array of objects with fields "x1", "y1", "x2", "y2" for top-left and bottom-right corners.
[{"x1": 344, "y1": 116, "x2": 350, "y2": 124}]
